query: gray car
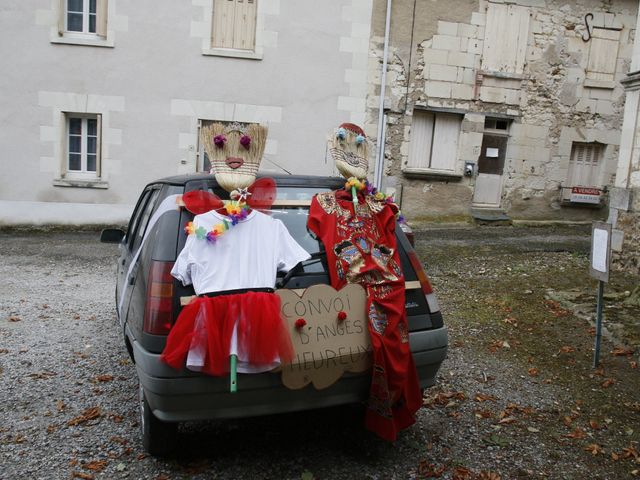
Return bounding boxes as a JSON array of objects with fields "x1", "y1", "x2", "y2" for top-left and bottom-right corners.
[{"x1": 101, "y1": 174, "x2": 448, "y2": 455}]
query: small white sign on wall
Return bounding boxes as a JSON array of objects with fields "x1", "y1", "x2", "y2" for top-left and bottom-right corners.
[{"x1": 486, "y1": 148, "x2": 499, "y2": 158}]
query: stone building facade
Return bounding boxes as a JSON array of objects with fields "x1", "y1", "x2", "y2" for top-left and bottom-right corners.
[{"x1": 366, "y1": 0, "x2": 639, "y2": 223}]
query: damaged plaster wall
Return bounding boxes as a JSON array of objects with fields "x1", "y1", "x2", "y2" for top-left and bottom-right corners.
[{"x1": 367, "y1": 0, "x2": 638, "y2": 223}]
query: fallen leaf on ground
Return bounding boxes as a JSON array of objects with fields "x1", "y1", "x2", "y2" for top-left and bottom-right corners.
[
  {"x1": 424, "y1": 390, "x2": 466, "y2": 408},
  {"x1": 46, "y1": 425, "x2": 55, "y2": 434},
  {"x1": 452, "y1": 466, "x2": 473, "y2": 480},
  {"x1": 585, "y1": 443, "x2": 604, "y2": 455},
  {"x1": 601, "y1": 378, "x2": 616, "y2": 388},
  {"x1": 503, "y1": 317, "x2": 518, "y2": 326},
  {"x1": 611, "y1": 347, "x2": 635, "y2": 356},
  {"x1": 630, "y1": 361, "x2": 638, "y2": 369},
  {"x1": 8, "y1": 316, "x2": 21, "y2": 322},
  {"x1": 94, "y1": 374, "x2": 114, "y2": 383},
  {"x1": 28, "y1": 371, "x2": 56, "y2": 380},
  {"x1": 622, "y1": 446, "x2": 640, "y2": 460},
  {"x1": 474, "y1": 393, "x2": 497, "y2": 402},
  {"x1": 83, "y1": 460, "x2": 107, "y2": 472},
  {"x1": 56, "y1": 400, "x2": 66, "y2": 412},
  {"x1": 498, "y1": 416, "x2": 517, "y2": 425},
  {"x1": 478, "y1": 471, "x2": 502, "y2": 480},
  {"x1": 560, "y1": 346, "x2": 575, "y2": 353},
  {"x1": 475, "y1": 409, "x2": 493, "y2": 419},
  {"x1": 563, "y1": 416, "x2": 573, "y2": 426},
  {"x1": 528, "y1": 368, "x2": 539, "y2": 377},
  {"x1": 527, "y1": 427, "x2": 540, "y2": 433},
  {"x1": 589, "y1": 419, "x2": 600, "y2": 430},
  {"x1": 418, "y1": 461, "x2": 445, "y2": 477},
  {"x1": 67, "y1": 407, "x2": 102, "y2": 426},
  {"x1": 0, "y1": 349, "x2": 8, "y2": 354},
  {"x1": 71, "y1": 472, "x2": 94, "y2": 480},
  {"x1": 564, "y1": 428, "x2": 587, "y2": 439}
]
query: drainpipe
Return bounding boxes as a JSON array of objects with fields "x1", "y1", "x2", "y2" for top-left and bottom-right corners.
[{"x1": 374, "y1": 0, "x2": 392, "y2": 190}]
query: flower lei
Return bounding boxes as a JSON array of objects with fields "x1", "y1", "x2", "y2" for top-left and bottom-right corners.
[
  {"x1": 344, "y1": 177, "x2": 405, "y2": 223},
  {"x1": 185, "y1": 201, "x2": 251, "y2": 242}
]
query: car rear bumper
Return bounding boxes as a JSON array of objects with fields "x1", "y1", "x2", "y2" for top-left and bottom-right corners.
[{"x1": 130, "y1": 326, "x2": 448, "y2": 423}]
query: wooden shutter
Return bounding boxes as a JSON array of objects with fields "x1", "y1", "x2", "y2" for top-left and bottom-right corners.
[
  {"x1": 96, "y1": 0, "x2": 108, "y2": 38},
  {"x1": 407, "y1": 111, "x2": 435, "y2": 170},
  {"x1": 430, "y1": 113, "x2": 460, "y2": 171},
  {"x1": 232, "y1": 0, "x2": 257, "y2": 50},
  {"x1": 58, "y1": 0, "x2": 66, "y2": 35},
  {"x1": 212, "y1": 0, "x2": 237, "y2": 48},
  {"x1": 568, "y1": 143, "x2": 601, "y2": 187},
  {"x1": 482, "y1": 3, "x2": 530, "y2": 74},
  {"x1": 586, "y1": 28, "x2": 620, "y2": 82}
]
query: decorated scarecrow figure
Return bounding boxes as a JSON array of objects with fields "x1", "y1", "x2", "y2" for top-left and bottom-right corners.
[
  {"x1": 307, "y1": 123, "x2": 422, "y2": 441},
  {"x1": 161, "y1": 122, "x2": 310, "y2": 387}
]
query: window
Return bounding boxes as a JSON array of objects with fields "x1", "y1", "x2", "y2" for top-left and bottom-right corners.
[
  {"x1": 60, "y1": 0, "x2": 108, "y2": 38},
  {"x1": 211, "y1": 0, "x2": 257, "y2": 51},
  {"x1": 566, "y1": 142, "x2": 603, "y2": 188},
  {"x1": 586, "y1": 28, "x2": 621, "y2": 85},
  {"x1": 65, "y1": 114, "x2": 101, "y2": 178},
  {"x1": 481, "y1": 3, "x2": 530, "y2": 75},
  {"x1": 406, "y1": 111, "x2": 461, "y2": 174}
]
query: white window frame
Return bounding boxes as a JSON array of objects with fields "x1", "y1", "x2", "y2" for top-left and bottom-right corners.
[
  {"x1": 481, "y1": 3, "x2": 530, "y2": 76},
  {"x1": 65, "y1": 0, "x2": 97, "y2": 35},
  {"x1": 64, "y1": 113, "x2": 102, "y2": 181},
  {"x1": 404, "y1": 110, "x2": 462, "y2": 176},
  {"x1": 52, "y1": 0, "x2": 114, "y2": 48},
  {"x1": 202, "y1": 0, "x2": 264, "y2": 60}
]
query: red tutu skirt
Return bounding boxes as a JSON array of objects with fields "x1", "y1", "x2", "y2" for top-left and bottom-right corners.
[{"x1": 161, "y1": 291, "x2": 294, "y2": 376}]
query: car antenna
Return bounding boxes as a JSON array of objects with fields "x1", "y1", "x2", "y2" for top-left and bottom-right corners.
[{"x1": 264, "y1": 157, "x2": 292, "y2": 175}]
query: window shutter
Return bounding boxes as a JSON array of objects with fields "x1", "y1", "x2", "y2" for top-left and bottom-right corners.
[
  {"x1": 96, "y1": 0, "x2": 108, "y2": 38},
  {"x1": 232, "y1": 0, "x2": 257, "y2": 50},
  {"x1": 96, "y1": 114, "x2": 103, "y2": 177},
  {"x1": 430, "y1": 113, "x2": 460, "y2": 171},
  {"x1": 586, "y1": 28, "x2": 620, "y2": 82},
  {"x1": 407, "y1": 112, "x2": 435, "y2": 170},
  {"x1": 58, "y1": 0, "x2": 66, "y2": 35},
  {"x1": 212, "y1": 0, "x2": 237, "y2": 48},
  {"x1": 482, "y1": 3, "x2": 529, "y2": 74}
]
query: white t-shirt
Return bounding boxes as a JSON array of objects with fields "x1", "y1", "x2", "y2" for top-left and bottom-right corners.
[
  {"x1": 172, "y1": 209, "x2": 310, "y2": 374},
  {"x1": 172, "y1": 209, "x2": 310, "y2": 295}
]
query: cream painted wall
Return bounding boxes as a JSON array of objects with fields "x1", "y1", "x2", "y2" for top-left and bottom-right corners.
[{"x1": 0, "y1": 0, "x2": 373, "y2": 225}]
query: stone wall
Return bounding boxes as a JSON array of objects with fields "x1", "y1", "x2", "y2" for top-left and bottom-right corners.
[{"x1": 367, "y1": 0, "x2": 638, "y2": 223}]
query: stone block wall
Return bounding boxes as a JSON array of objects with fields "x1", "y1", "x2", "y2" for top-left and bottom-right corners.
[{"x1": 367, "y1": 0, "x2": 638, "y2": 223}]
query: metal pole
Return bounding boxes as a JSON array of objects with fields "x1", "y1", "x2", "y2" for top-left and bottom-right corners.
[
  {"x1": 593, "y1": 280, "x2": 605, "y2": 368},
  {"x1": 374, "y1": 0, "x2": 392, "y2": 190}
]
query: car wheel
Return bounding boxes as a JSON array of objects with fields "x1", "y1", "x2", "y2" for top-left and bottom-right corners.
[{"x1": 139, "y1": 383, "x2": 178, "y2": 456}]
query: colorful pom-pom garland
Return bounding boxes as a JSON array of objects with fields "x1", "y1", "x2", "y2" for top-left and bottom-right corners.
[
  {"x1": 337, "y1": 311, "x2": 347, "y2": 322},
  {"x1": 184, "y1": 201, "x2": 251, "y2": 243},
  {"x1": 344, "y1": 177, "x2": 405, "y2": 223},
  {"x1": 294, "y1": 318, "x2": 307, "y2": 329}
]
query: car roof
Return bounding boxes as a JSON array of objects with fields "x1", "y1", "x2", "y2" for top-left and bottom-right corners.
[{"x1": 151, "y1": 173, "x2": 346, "y2": 189}]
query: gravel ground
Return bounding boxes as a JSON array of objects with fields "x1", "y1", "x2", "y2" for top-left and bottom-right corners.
[{"x1": 0, "y1": 227, "x2": 638, "y2": 480}]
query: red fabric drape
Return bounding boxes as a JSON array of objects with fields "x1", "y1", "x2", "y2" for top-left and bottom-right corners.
[{"x1": 308, "y1": 190, "x2": 421, "y2": 441}]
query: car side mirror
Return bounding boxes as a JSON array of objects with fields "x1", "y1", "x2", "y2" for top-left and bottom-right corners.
[{"x1": 100, "y1": 228, "x2": 125, "y2": 244}]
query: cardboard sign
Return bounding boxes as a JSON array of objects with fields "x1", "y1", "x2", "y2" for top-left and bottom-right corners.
[{"x1": 277, "y1": 284, "x2": 371, "y2": 390}]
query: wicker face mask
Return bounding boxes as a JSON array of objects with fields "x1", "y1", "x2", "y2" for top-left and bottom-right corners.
[
  {"x1": 329, "y1": 123, "x2": 369, "y2": 180},
  {"x1": 200, "y1": 122, "x2": 268, "y2": 192}
]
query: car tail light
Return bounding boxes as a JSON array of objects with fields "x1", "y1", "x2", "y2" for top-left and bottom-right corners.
[
  {"x1": 406, "y1": 249, "x2": 440, "y2": 313},
  {"x1": 144, "y1": 261, "x2": 175, "y2": 335}
]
